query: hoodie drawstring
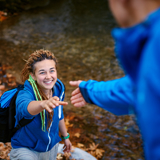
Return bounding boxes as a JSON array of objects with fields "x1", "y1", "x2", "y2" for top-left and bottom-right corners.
[{"x1": 28, "y1": 75, "x2": 46, "y2": 132}]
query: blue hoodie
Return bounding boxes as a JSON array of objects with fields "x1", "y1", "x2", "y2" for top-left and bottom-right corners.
[
  {"x1": 79, "y1": 8, "x2": 160, "y2": 160},
  {"x1": 11, "y1": 79, "x2": 65, "y2": 152}
]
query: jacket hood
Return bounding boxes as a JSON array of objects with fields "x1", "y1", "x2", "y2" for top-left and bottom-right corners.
[{"x1": 111, "y1": 7, "x2": 160, "y2": 82}]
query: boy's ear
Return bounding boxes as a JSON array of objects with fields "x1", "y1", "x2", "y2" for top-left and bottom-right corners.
[{"x1": 30, "y1": 73, "x2": 36, "y2": 81}]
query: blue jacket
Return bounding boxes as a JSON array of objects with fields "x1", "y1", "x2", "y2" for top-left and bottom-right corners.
[
  {"x1": 11, "y1": 79, "x2": 65, "y2": 152},
  {"x1": 79, "y1": 8, "x2": 160, "y2": 160}
]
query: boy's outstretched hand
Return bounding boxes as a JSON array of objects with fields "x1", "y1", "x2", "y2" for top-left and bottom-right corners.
[{"x1": 69, "y1": 81, "x2": 87, "y2": 107}]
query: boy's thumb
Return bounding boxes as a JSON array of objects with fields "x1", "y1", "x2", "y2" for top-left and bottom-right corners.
[{"x1": 69, "y1": 80, "x2": 81, "y2": 87}]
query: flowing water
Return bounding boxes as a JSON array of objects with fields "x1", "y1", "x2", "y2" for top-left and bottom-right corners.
[{"x1": 0, "y1": 0, "x2": 144, "y2": 159}]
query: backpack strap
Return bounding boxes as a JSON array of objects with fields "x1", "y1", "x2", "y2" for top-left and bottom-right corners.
[
  {"x1": 11, "y1": 117, "x2": 34, "y2": 137},
  {"x1": 9, "y1": 84, "x2": 34, "y2": 137},
  {"x1": 8, "y1": 84, "x2": 24, "y2": 129}
]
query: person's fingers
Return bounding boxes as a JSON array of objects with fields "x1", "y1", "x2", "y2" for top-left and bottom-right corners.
[
  {"x1": 42, "y1": 101, "x2": 55, "y2": 110},
  {"x1": 48, "y1": 102, "x2": 54, "y2": 108},
  {"x1": 69, "y1": 143, "x2": 72, "y2": 152},
  {"x1": 49, "y1": 96, "x2": 68, "y2": 106},
  {"x1": 63, "y1": 144, "x2": 66, "y2": 149},
  {"x1": 45, "y1": 105, "x2": 53, "y2": 113},
  {"x1": 71, "y1": 96, "x2": 84, "y2": 104},
  {"x1": 58, "y1": 101, "x2": 68, "y2": 105},
  {"x1": 66, "y1": 145, "x2": 69, "y2": 152},
  {"x1": 41, "y1": 100, "x2": 57, "y2": 112},
  {"x1": 69, "y1": 80, "x2": 81, "y2": 87},
  {"x1": 71, "y1": 88, "x2": 80, "y2": 96},
  {"x1": 48, "y1": 99, "x2": 68, "y2": 108},
  {"x1": 63, "y1": 145, "x2": 67, "y2": 152},
  {"x1": 52, "y1": 96, "x2": 59, "y2": 101},
  {"x1": 65, "y1": 143, "x2": 71, "y2": 152},
  {"x1": 50, "y1": 99, "x2": 59, "y2": 106},
  {"x1": 71, "y1": 92, "x2": 82, "y2": 101},
  {"x1": 67, "y1": 146, "x2": 70, "y2": 152},
  {"x1": 51, "y1": 99, "x2": 65, "y2": 105},
  {"x1": 73, "y1": 101, "x2": 87, "y2": 107}
]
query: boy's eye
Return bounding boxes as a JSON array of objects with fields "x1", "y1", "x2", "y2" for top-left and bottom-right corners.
[
  {"x1": 40, "y1": 72, "x2": 45, "y2": 74},
  {"x1": 50, "y1": 70, "x2": 55, "y2": 73}
]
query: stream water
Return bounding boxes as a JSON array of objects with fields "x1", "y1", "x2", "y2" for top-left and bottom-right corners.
[{"x1": 0, "y1": 0, "x2": 144, "y2": 159}]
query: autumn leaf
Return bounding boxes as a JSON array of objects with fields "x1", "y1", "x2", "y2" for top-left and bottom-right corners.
[
  {"x1": 65, "y1": 119, "x2": 73, "y2": 130},
  {"x1": 2, "y1": 65, "x2": 12, "y2": 71},
  {"x1": 56, "y1": 153, "x2": 63, "y2": 160},
  {"x1": 65, "y1": 115, "x2": 76, "y2": 121},
  {"x1": 90, "y1": 150, "x2": 96, "y2": 157},
  {"x1": 0, "y1": 15, "x2": 7, "y2": 22},
  {"x1": 77, "y1": 143, "x2": 85, "y2": 148},
  {"x1": 0, "y1": 142, "x2": 5, "y2": 151},
  {"x1": 95, "y1": 148, "x2": 105, "y2": 158},
  {"x1": 74, "y1": 133, "x2": 80, "y2": 138},
  {"x1": 5, "y1": 143, "x2": 11, "y2": 150},
  {"x1": 63, "y1": 152, "x2": 71, "y2": 160},
  {"x1": 88, "y1": 142, "x2": 99, "y2": 151}
]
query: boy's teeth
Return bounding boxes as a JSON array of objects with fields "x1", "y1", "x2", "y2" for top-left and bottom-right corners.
[{"x1": 45, "y1": 81, "x2": 52, "y2": 83}]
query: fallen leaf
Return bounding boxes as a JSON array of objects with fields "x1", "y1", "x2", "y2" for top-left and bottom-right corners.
[
  {"x1": 63, "y1": 152, "x2": 71, "y2": 160},
  {"x1": 95, "y1": 148, "x2": 105, "y2": 158},
  {"x1": 88, "y1": 143, "x2": 99, "y2": 151},
  {"x1": 77, "y1": 143, "x2": 84, "y2": 148},
  {"x1": 74, "y1": 133, "x2": 80, "y2": 138},
  {"x1": 56, "y1": 153, "x2": 63, "y2": 160},
  {"x1": 0, "y1": 16, "x2": 7, "y2": 22}
]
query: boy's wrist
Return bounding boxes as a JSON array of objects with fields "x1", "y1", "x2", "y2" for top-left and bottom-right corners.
[
  {"x1": 39, "y1": 101, "x2": 45, "y2": 109},
  {"x1": 61, "y1": 133, "x2": 70, "y2": 139}
]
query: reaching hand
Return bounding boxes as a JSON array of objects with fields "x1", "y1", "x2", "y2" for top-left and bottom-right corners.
[
  {"x1": 69, "y1": 81, "x2": 87, "y2": 107},
  {"x1": 40, "y1": 96, "x2": 68, "y2": 113}
]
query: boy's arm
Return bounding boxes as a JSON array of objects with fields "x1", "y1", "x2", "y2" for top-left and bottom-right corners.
[
  {"x1": 27, "y1": 97, "x2": 67, "y2": 115},
  {"x1": 16, "y1": 91, "x2": 67, "y2": 119},
  {"x1": 59, "y1": 119, "x2": 68, "y2": 137},
  {"x1": 59, "y1": 119, "x2": 72, "y2": 152},
  {"x1": 70, "y1": 75, "x2": 135, "y2": 116}
]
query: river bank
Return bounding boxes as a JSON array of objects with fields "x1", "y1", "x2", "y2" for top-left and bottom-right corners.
[{"x1": 0, "y1": 0, "x2": 144, "y2": 159}]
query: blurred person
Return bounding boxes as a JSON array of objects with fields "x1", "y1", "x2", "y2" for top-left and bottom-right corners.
[{"x1": 69, "y1": 0, "x2": 160, "y2": 159}]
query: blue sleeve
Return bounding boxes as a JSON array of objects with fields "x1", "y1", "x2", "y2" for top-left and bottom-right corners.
[
  {"x1": 79, "y1": 75, "x2": 135, "y2": 115},
  {"x1": 16, "y1": 90, "x2": 35, "y2": 122}
]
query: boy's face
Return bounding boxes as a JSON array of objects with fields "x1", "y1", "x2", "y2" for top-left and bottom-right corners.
[
  {"x1": 108, "y1": 0, "x2": 131, "y2": 27},
  {"x1": 31, "y1": 59, "x2": 57, "y2": 93}
]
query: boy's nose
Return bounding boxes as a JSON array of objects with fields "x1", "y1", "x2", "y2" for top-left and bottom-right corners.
[{"x1": 46, "y1": 73, "x2": 51, "y2": 78}]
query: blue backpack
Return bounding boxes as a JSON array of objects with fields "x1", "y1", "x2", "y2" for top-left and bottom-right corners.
[{"x1": 0, "y1": 85, "x2": 33, "y2": 143}]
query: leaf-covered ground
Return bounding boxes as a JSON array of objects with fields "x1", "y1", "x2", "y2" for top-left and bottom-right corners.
[{"x1": 0, "y1": 64, "x2": 144, "y2": 160}]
